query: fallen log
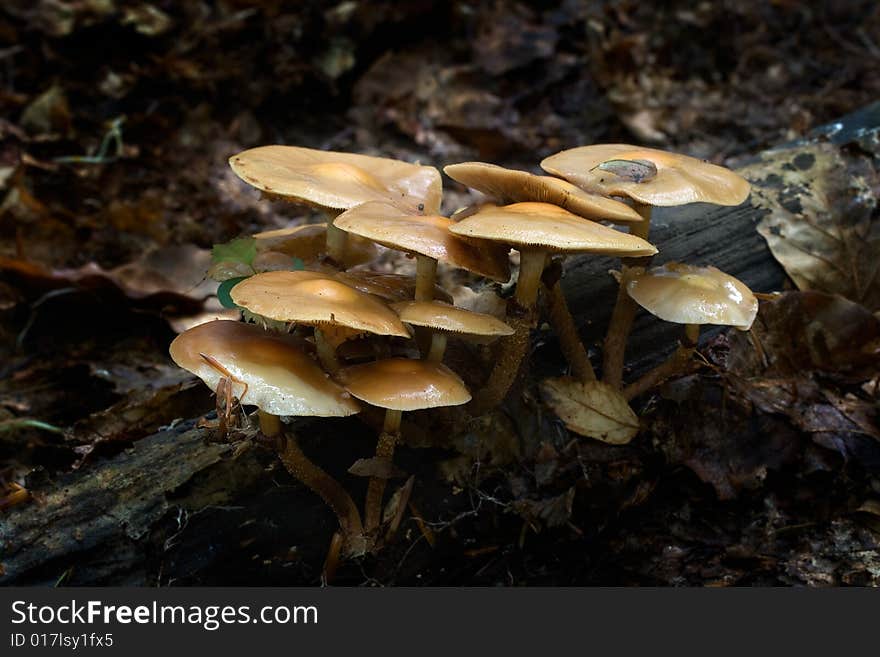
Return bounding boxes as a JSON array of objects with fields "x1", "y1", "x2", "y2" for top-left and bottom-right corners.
[{"x1": 1, "y1": 104, "x2": 877, "y2": 585}]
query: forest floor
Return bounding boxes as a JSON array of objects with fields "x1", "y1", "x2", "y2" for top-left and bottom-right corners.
[{"x1": 1, "y1": 1, "x2": 879, "y2": 585}]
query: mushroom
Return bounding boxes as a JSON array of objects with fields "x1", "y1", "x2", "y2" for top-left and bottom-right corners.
[
  {"x1": 444, "y1": 162, "x2": 646, "y2": 387},
  {"x1": 444, "y1": 161, "x2": 643, "y2": 224},
  {"x1": 334, "y1": 270, "x2": 454, "y2": 304},
  {"x1": 168, "y1": 319, "x2": 367, "y2": 554},
  {"x1": 448, "y1": 201, "x2": 656, "y2": 412},
  {"x1": 541, "y1": 144, "x2": 750, "y2": 388},
  {"x1": 391, "y1": 300, "x2": 514, "y2": 362},
  {"x1": 335, "y1": 358, "x2": 471, "y2": 532},
  {"x1": 622, "y1": 262, "x2": 758, "y2": 400},
  {"x1": 229, "y1": 146, "x2": 442, "y2": 265},
  {"x1": 333, "y1": 200, "x2": 510, "y2": 301},
  {"x1": 229, "y1": 270, "x2": 410, "y2": 373}
]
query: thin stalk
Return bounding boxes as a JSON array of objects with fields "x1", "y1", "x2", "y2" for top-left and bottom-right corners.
[
  {"x1": 275, "y1": 432, "x2": 367, "y2": 556},
  {"x1": 325, "y1": 210, "x2": 347, "y2": 266},
  {"x1": 602, "y1": 202, "x2": 655, "y2": 388},
  {"x1": 258, "y1": 410, "x2": 282, "y2": 437},
  {"x1": 426, "y1": 332, "x2": 448, "y2": 363},
  {"x1": 415, "y1": 255, "x2": 438, "y2": 302},
  {"x1": 515, "y1": 248, "x2": 547, "y2": 308},
  {"x1": 314, "y1": 327, "x2": 341, "y2": 374},
  {"x1": 545, "y1": 280, "x2": 596, "y2": 382},
  {"x1": 364, "y1": 409, "x2": 403, "y2": 533},
  {"x1": 623, "y1": 323, "x2": 700, "y2": 400}
]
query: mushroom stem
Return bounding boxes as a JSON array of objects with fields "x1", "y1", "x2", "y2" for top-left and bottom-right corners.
[
  {"x1": 426, "y1": 332, "x2": 448, "y2": 363},
  {"x1": 515, "y1": 248, "x2": 548, "y2": 309},
  {"x1": 258, "y1": 410, "x2": 282, "y2": 437},
  {"x1": 314, "y1": 328, "x2": 341, "y2": 374},
  {"x1": 602, "y1": 203, "x2": 655, "y2": 388},
  {"x1": 364, "y1": 409, "x2": 403, "y2": 533},
  {"x1": 623, "y1": 323, "x2": 700, "y2": 400},
  {"x1": 545, "y1": 280, "x2": 596, "y2": 383},
  {"x1": 469, "y1": 312, "x2": 532, "y2": 415},
  {"x1": 275, "y1": 433, "x2": 367, "y2": 556},
  {"x1": 415, "y1": 255, "x2": 438, "y2": 302},
  {"x1": 325, "y1": 210, "x2": 347, "y2": 266}
]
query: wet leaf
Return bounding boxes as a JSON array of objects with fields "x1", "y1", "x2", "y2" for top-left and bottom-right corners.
[
  {"x1": 511, "y1": 487, "x2": 575, "y2": 529},
  {"x1": 740, "y1": 143, "x2": 880, "y2": 311},
  {"x1": 541, "y1": 377, "x2": 640, "y2": 444},
  {"x1": 348, "y1": 457, "x2": 405, "y2": 479}
]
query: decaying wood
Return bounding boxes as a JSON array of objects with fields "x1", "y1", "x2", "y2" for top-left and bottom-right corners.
[{"x1": 1, "y1": 104, "x2": 877, "y2": 585}]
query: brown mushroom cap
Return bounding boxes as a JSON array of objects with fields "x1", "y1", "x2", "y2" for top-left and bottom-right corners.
[
  {"x1": 391, "y1": 300, "x2": 514, "y2": 336},
  {"x1": 254, "y1": 224, "x2": 379, "y2": 267},
  {"x1": 169, "y1": 320, "x2": 360, "y2": 416},
  {"x1": 229, "y1": 145, "x2": 442, "y2": 214},
  {"x1": 334, "y1": 270, "x2": 454, "y2": 304},
  {"x1": 626, "y1": 262, "x2": 758, "y2": 329},
  {"x1": 230, "y1": 270, "x2": 410, "y2": 337},
  {"x1": 448, "y1": 202, "x2": 657, "y2": 256},
  {"x1": 444, "y1": 162, "x2": 643, "y2": 223},
  {"x1": 336, "y1": 358, "x2": 471, "y2": 411},
  {"x1": 333, "y1": 201, "x2": 511, "y2": 282},
  {"x1": 541, "y1": 144, "x2": 750, "y2": 207}
]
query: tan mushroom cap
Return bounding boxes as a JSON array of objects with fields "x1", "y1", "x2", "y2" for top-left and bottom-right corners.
[
  {"x1": 334, "y1": 201, "x2": 511, "y2": 282},
  {"x1": 334, "y1": 270, "x2": 454, "y2": 304},
  {"x1": 626, "y1": 262, "x2": 758, "y2": 329},
  {"x1": 444, "y1": 162, "x2": 643, "y2": 223},
  {"x1": 169, "y1": 320, "x2": 360, "y2": 417},
  {"x1": 448, "y1": 202, "x2": 658, "y2": 256},
  {"x1": 336, "y1": 358, "x2": 471, "y2": 411},
  {"x1": 541, "y1": 144, "x2": 750, "y2": 207},
  {"x1": 229, "y1": 145, "x2": 442, "y2": 214},
  {"x1": 391, "y1": 300, "x2": 514, "y2": 336},
  {"x1": 254, "y1": 224, "x2": 379, "y2": 267},
  {"x1": 230, "y1": 270, "x2": 410, "y2": 337}
]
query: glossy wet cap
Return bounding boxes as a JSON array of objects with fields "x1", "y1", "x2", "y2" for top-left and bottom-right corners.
[
  {"x1": 334, "y1": 201, "x2": 511, "y2": 282},
  {"x1": 254, "y1": 224, "x2": 379, "y2": 267},
  {"x1": 336, "y1": 358, "x2": 471, "y2": 411},
  {"x1": 626, "y1": 262, "x2": 758, "y2": 329},
  {"x1": 541, "y1": 144, "x2": 750, "y2": 207},
  {"x1": 230, "y1": 270, "x2": 410, "y2": 337},
  {"x1": 229, "y1": 145, "x2": 442, "y2": 214},
  {"x1": 391, "y1": 300, "x2": 513, "y2": 336},
  {"x1": 444, "y1": 162, "x2": 643, "y2": 223},
  {"x1": 448, "y1": 202, "x2": 657, "y2": 256},
  {"x1": 169, "y1": 320, "x2": 360, "y2": 416}
]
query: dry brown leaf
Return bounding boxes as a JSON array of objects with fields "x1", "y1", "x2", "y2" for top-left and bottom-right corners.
[
  {"x1": 540, "y1": 377, "x2": 639, "y2": 444},
  {"x1": 739, "y1": 143, "x2": 880, "y2": 311}
]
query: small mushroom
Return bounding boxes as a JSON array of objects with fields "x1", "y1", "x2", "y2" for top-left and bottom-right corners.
[
  {"x1": 391, "y1": 300, "x2": 514, "y2": 362},
  {"x1": 254, "y1": 223, "x2": 379, "y2": 269},
  {"x1": 169, "y1": 320, "x2": 367, "y2": 553},
  {"x1": 541, "y1": 144, "x2": 750, "y2": 387},
  {"x1": 448, "y1": 201, "x2": 656, "y2": 411},
  {"x1": 622, "y1": 262, "x2": 758, "y2": 399},
  {"x1": 336, "y1": 358, "x2": 471, "y2": 533},
  {"x1": 333, "y1": 201, "x2": 510, "y2": 301},
  {"x1": 229, "y1": 270, "x2": 410, "y2": 373},
  {"x1": 334, "y1": 270, "x2": 454, "y2": 304},
  {"x1": 444, "y1": 161, "x2": 643, "y2": 224},
  {"x1": 229, "y1": 146, "x2": 442, "y2": 265}
]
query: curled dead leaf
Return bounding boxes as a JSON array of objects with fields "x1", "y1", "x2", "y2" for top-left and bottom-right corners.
[{"x1": 540, "y1": 377, "x2": 640, "y2": 444}]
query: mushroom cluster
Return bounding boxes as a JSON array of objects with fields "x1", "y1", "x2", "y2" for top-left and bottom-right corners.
[{"x1": 170, "y1": 143, "x2": 759, "y2": 570}]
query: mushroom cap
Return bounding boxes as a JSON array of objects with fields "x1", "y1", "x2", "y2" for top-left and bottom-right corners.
[
  {"x1": 230, "y1": 270, "x2": 410, "y2": 337},
  {"x1": 333, "y1": 201, "x2": 511, "y2": 282},
  {"x1": 229, "y1": 145, "x2": 442, "y2": 214},
  {"x1": 336, "y1": 358, "x2": 471, "y2": 411},
  {"x1": 254, "y1": 224, "x2": 379, "y2": 267},
  {"x1": 626, "y1": 262, "x2": 758, "y2": 329},
  {"x1": 334, "y1": 270, "x2": 454, "y2": 304},
  {"x1": 169, "y1": 320, "x2": 360, "y2": 417},
  {"x1": 448, "y1": 202, "x2": 657, "y2": 256},
  {"x1": 391, "y1": 300, "x2": 513, "y2": 336},
  {"x1": 541, "y1": 144, "x2": 750, "y2": 207},
  {"x1": 444, "y1": 162, "x2": 643, "y2": 223}
]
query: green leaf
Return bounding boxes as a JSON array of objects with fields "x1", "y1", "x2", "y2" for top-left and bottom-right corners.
[
  {"x1": 217, "y1": 277, "x2": 248, "y2": 309},
  {"x1": 290, "y1": 256, "x2": 305, "y2": 271},
  {"x1": 212, "y1": 237, "x2": 257, "y2": 266}
]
